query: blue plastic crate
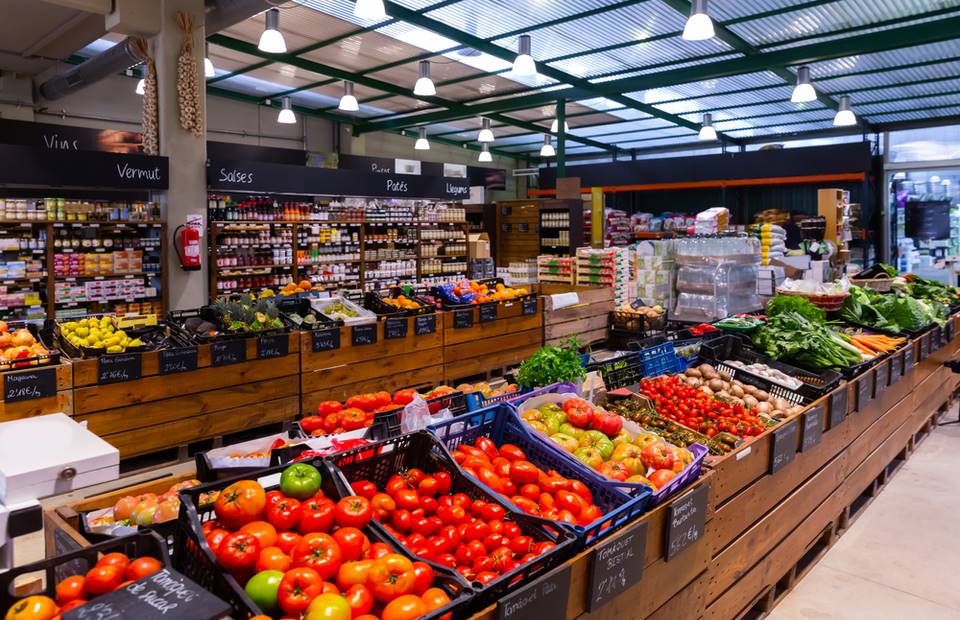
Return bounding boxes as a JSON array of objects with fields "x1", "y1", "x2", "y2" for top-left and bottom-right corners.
[
  {"x1": 428, "y1": 404, "x2": 652, "y2": 551},
  {"x1": 638, "y1": 341, "x2": 680, "y2": 376}
]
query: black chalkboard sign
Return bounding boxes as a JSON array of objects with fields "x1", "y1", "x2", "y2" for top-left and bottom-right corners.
[
  {"x1": 497, "y1": 564, "x2": 570, "y2": 620},
  {"x1": 522, "y1": 297, "x2": 538, "y2": 316},
  {"x1": 829, "y1": 387, "x2": 847, "y2": 429},
  {"x1": 479, "y1": 303, "x2": 498, "y2": 323},
  {"x1": 3, "y1": 367, "x2": 57, "y2": 403},
  {"x1": 257, "y1": 333, "x2": 289, "y2": 359},
  {"x1": 931, "y1": 328, "x2": 941, "y2": 352},
  {"x1": 875, "y1": 362, "x2": 888, "y2": 396},
  {"x1": 858, "y1": 371, "x2": 873, "y2": 409},
  {"x1": 587, "y1": 519, "x2": 648, "y2": 611},
  {"x1": 919, "y1": 334, "x2": 929, "y2": 359},
  {"x1": 211, "y1": 340, "x2": 246, "y2": 367},
  {"x1": 352, "y1": 323, "x2": 377, "y2": 346},
  {"x1": 98, "y1": 353, "x2": 142, "y2": 384},
  {"x1": 665, "y1": 483, "x2": 708, "y2": 561},
  {"x1": 801, "y1": 405, "x2": 824, "y2": 452},
  {"x1": 385, "y1": 317, "x2": 408, "y2": 340},
  {"x1": 158, "y1": 346, "x2": 198, "y2": 375},
  {"x1": 454, "y1": 309, "x2": 473, "y2": 329},
  {"x1": 415, "y1": 314, "x2": 436, "y2": 336},
  {"x1": 889, "y1": 352, "x2": 902, "y2": 381},
  {"x1": 903, "y1": 344, "x2": 915, "y2": 374},
  {"x1": 769, "y1": 418, "x2": 799, "y2": 475},
  {"x1": 947, "y1": 320, "x2": 956, "y2": 342},
  {"x1": 62, "y1": 568, "x2": 230, "y2": 620},
  {"x1": 312, "y1": 328, "x2": 340, "y2": 352}
]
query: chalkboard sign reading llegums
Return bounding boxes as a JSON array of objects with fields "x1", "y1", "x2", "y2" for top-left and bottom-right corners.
[
  {"x1": 211, "y1": 340, "x2": 246, "y2": 366},
  {"x1": 385, "y1": 317, "x2": 408, "y2": 340},
  {"x1": 414, "y1": 314, "x2": 436, "y2": 335},
  {"x1": 3, "y1": 367, "x2": 57, "y2": 403},
  {"x1": 769, "y1": 418, "x2": 799, "y2": 475},
  {"x1": 587, "y1": 519, "x2": 648, "y2": 611},
  {"x1": 666, "y1": 483, "x2": 708, "y2": 560},
  {"x1": 98, "y1": 353, "x2": 142, "y2": 385},
  {"x1": 497, "y1": 564, "x2": 571, "y2": 620},
  {"x1": 159, "y1": 346, "x2": 198, "y2": 375},
  {"x1": 312, "y1": 328, "x2": 340, "y2": 352}
]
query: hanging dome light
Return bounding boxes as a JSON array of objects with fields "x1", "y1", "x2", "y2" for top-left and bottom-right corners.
[
  {"x1": 204, "y1": 42, "x2": 215, "y2": 78},
  {"x1": 135, "y1": 77, "x2": 145, "y2": 95},
  {"x1": 339, "y1": 81, "x2": 359, "y2": 112},
  {"x1": 550, "y1": 118, "x2": 569, "y2": 133},
  {"x1": 415, "y1": 127, "x2": 430, "y2": 151},
  {"x1": 413, "y1": 60, "x2": 436, "y2": 97},
  {"x1": 683, "y1": 0, "x2": 714, "y2": 41},
  {"x1": 698, "y1": 113, "x2": 717, "y2": 141},
  {"x1": 277, "y1": 97, "x2": 296, "y2": 124},
  {"x1": 540, "y1": 134, "x2": 555, "y2": 157},
  {"x1": 479, "y1": 144, "x2": 493, "y2": 163},
  {"x1": 258, "y1": 8, "x2": 286, "y2": 54},
  {"x1": 477, "y1": 118, "x2": 494, "y2": 143},
  {"x1": 791, "y1": 66, "x2": 817, "y2": 103},
  {"x1": 512, "y1": 35, "x2": 536, "y2": 77},
  {"x1": 833, "y1": 95, "x2": 857, "y2": 127},
  {"x1": 354, "y1": 0, "x2": 386, "y2": 20}
]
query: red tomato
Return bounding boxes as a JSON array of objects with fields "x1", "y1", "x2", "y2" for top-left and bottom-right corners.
[
  {"x1": 366, "y1": 554, "x2": 416, "y2": 602},
  {"x1": 353, "y1": 480, "x2": 377, "y2": 499},
  {"x1": 568, "y1": 480, "x2": 593, "y2": 503},
  {"x1": 381, "y1": 594, "x2": 427, "y2": 620},
  {"x1": 385, "y1": 475, "x2": 408, "y2": 496},
  {"x1": 214, "y1": 480, "x2": 266, "y2": 529},
  {"x1": 499, "y1": 444, "x2": 526, "y2": 462},
  {"x1": 332, "y1": 527, "x2": 366, "y2": 561},
  {"x1": 433, "y1": 472, "x2": 452, "y2": 496},
  {"x1": 300, "y1": 415, "x2": 325, "y2": 434},
  {"x1": 276, "y1": 531, "x2": 302, "y2": 556},
  {"x1": 124, "y1": 556, "x2": 163, "y2": 581},
  {"x1": 55, "y1": 575, "x2": 86, "y2": 605},
  {"x1": 480, "y1": 503, "x2": 506, "y2": 522},
  {"x1": 477, "y1": 469, "x2": 503, "y2": 492},
  {"x1": 370, "y1": 493, "x2": 396, "y2": 521},
  {"x1": 335, "y1": 558, "x2": 374, "y2": 591},
  {"x1": 5, "y1": 596, "x2": 58, "y2": 620},
  {"x1": 316, "y1": 400, "x2": 343, "y2": 416},
  {"x1": 392, "y1": 389, "x2": 417, "y2": 406},
  {"x1": 410, "y1": 561, "x2": 434, "y2": 596},
  {"x1": 344, "y1": 584, "x2": 374, "y2": 617},
  {"x1": 265, "y1": 497, "x2": 302, "y2": 532},
  {"x1": 84, "y1": 564, "x2": 123, "y2": 596},
  {"x1": 334, "y1": 496, "x2": 372, "y2": 529},
  {"x1": 216, "y1": 532, "x2": 261, "y2": 573},
  {"x1": 363, "y1": 542, "x2": 393, "y2": 560},
  {"x1": 509, "y1": 461, "x2": 539, "y2": 485},
  {"x1": 509, "y1": 535, "x2": 533, "y2": 556},
  {"x1": 256, "y1": 546, "x2": 292, "y2": 573},
  {"x1": 322, "y1": 412, "x2": 342, "y2": 433},
  {"x1": 475, "y1": 437, "x2": 499, "y2": 460},
  {"x1": 475, "y1": 571, "x2": 498, "y2": 585},
  {"x1": 393, "y1": 489, "x2": 420, "y2": 512},
  {"x1": 391, "y1": 509, "x2": 413, "y2": 533},
  {"x1": 417, "y1": 476, "x2": 440, "y2": 497},
  {"x1": 278, "y1": 566, "x2": 323, "y2": 616},
  {"x1": 300, "y1": 498, "x2": 336, "y2": 534},
  {"x1": 292, "y1": 532, "x2": 342, "y2": 580},
  {"x1": 240, "y1": 521, "x2": 278, "y2": 549},
  {"x1": 96, "y1": 553, "x2": 129, "y2": 575},
  {"x1": 434, "y1": 553, "x2": 457, "y2": 569},
  {"x1": 340, "y1": 408, "x2": 367, "y2": 431},
  {"x1": 421, "y1": 587, "x2": 451, "y2": 613},
  {"x1": 58, "y1": 599, "x2": 89, "y2": 614}
]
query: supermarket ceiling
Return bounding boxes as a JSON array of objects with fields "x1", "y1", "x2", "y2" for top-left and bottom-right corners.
[{"x1": 56, "y1": 0, "x2": 960, "y2": 160}]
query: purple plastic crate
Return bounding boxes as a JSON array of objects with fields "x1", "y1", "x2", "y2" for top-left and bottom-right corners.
[{"x1": 504, "y1": 382, "x2": 579, "y2": 407}]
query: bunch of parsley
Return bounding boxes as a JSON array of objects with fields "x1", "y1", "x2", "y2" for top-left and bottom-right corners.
[{"x1": 516, "y1": 338, "x2": 585, "y2": 388}]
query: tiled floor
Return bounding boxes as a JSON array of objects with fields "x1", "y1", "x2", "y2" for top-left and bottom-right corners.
[{"x1": 768, "y1": 419, "x2": 960, "y2": 620}]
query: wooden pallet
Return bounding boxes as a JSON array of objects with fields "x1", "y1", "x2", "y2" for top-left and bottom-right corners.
[{"x1": 542, "y1": 286, "x2": 613, "y2": 348}]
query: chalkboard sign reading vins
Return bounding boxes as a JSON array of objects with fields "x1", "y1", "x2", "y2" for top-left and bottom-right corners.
[
  {"x1": 829, "y1": 387, "x2": 847, "y2": 429},
  {"x1": 257, "y1": 333, "x2": 288, "y2": 359},
  {"x1": 497, "y1": 564, "x2": 571, "y2": 620},
  {"x1": 769, "y1": 418, "x2": 799, "y2": 475},
  {"x1": 158, "y1": 347, "x2": 198, "y2": 375},
  {"x1": 97, "y1": 353, "x2": 142, "y2": 385},
  {"x1": 351, "y1": 324, "x2": 377, "y2": 346},
  {"x1": 414, "y1": 314, "x2": 436, "y2": 335},
  {"x1": 211, "y1": 340, "x2": 246, "y2": 366},
  {"x1": 666, "y1": 483, "x2": 708, "y2": 560},
  {"x1": 858, "y1": 372, "x2": 873, "y2": 409},
  {"x1": 522, "y1": 297, "x2": 538, "y2": 316},
  {"x1": 453, "y1": 309, "x2": 473, "y2": 329},
  {"x1": 3, "y1": 367, "x2": 57, "y2": 403},
  {"x1": 62, "y1": 568, "x2": 230, "y2": 620},
  {"x1": 587, "y1": 519, "x2": 648, "y2": 611},
  {"x1": 385, "y1": 317, "x2": 408, "y2": 340},
  {"x1": 801, "y1": 405, "x2": 824, "y2": 452},
  {"x1": 479, "y1": 303, "x2": 498, "y2": 323},
  {"x1": 312, "y1": 328, "x2": 340, "y2": 352}
]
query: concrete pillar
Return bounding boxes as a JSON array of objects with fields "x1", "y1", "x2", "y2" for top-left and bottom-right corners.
[{"x1": 156, "y1": 0, "x2": 207, "y2": 309}]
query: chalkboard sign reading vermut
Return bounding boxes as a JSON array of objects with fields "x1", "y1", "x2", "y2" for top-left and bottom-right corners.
[
  {"x1": 98, "y1": 353, "x2": 142, "y2": 385},
  {"x1": 666, "y1": 483, "x2": 708, "y2": 560},
  {"x1": 587, "y1": 519, "x2": 648, "y2": 611},
  {"x1": 769, "y1": 418, "x2": 799, "y2": 475},
  {"x1": 497, "y1": 564, "x2": 571, "y2": 620},
  {"x1": 62, "y1": 568, "x2": 230, "y2": 620},
  {"x1": 3, "y1": 367, "x2": 57, "y2": 403},
  {"x1": 158, "y1": 346, "x2": 198, "y2": 375}
]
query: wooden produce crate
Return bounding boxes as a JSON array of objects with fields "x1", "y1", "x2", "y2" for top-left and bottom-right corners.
[
  {"x1": 543, "y1": 286, "x2": 613, "y2": 348},
  {"x1": 300, "y1": 317, "x2": 444, "y2": 413},
  {"x1": 442, "y1": 298, "x2": 543, "y2": 384},
  {"x1": 70, "y1": 334, "x2": 301, "y2": 459},
  {"x1": 0, "y1": 359, "x2": 73, "y2": 423}
]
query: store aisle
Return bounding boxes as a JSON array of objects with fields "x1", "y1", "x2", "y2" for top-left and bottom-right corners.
[{"x1": 769, "y1": 416, "x2": 960, "y2": 620}]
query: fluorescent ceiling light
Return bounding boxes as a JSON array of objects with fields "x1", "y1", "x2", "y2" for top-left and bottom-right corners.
[
  {"x1": 258, "y1": 9, "x2": 286, "y2": 54},
  {"x1": 513, "y1": 35, "x2": 536, "y2": 77},
  {"x1": 477, "y1": 118, "x2": 494, "y2": 143},
  {"x1": 277, "y1": 97, "x2": 296, "y2": 124},
  {"x1": 339, "y1": 81, "x2": 359, "y2": 112},
  {"x1": 930, "y1": 175, "x2": 941, "y2": 183},
  {"x1": 698, "y1": 113, "x2": 717, "y2": 141},
  {"x1": 355, "y1": 0, "x2": 386, "y2": 20},
  {"x1": 415, "y1": 127, "x2": 430, "y2": 150},
  {"x1": 550, "y1": 119, "x2": 569, "y2": 133},
  {"x1": 540, "y1": 134, "x2": 555, "y2": 157},
  {"x1": 833, "y1": 95, "x2": 856, "y2": 127},
  {"x1": 479, "y1": 144, "x2": 492, "y2": 163},
  {"x1": 791, "y1": 66, "x2": 817, "y2": 103},
  {"x1": 683, "y1": 0, "x2": 714, "y2": 41},
  {"x1": 204, "y1": 43, "x2": 215, "y2": 78},
  {"x1": 413, "y1": 60, "x2": 436, "y2": 97}
]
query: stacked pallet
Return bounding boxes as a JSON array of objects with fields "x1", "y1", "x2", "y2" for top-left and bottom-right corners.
[{"x1": 576, "y1": 247, "x2": 632, "y2": 305}]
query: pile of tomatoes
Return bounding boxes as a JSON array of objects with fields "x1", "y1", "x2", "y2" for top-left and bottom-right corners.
[
  {"x1": 638, "y1": 375, "x2": 766, "y2": 437},
  {"x1": 202, "y1": 464, "x2": 453, "y2": 620},
  {"x1": 350, "y1": 465, "x2": 557, "y2": 586},
  {"x1": 450, "y1": 438, "x2": 604, "y2": 527},
  {"x1": 4, "y1": 553, "x2": 163, "y2": 620},
  {"x1": 301, "y1": 387, "x2": 457, "y2": 437}
]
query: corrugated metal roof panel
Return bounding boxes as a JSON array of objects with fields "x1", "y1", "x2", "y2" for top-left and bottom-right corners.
[
  {"x1": 869, "y1": 108, "x2": 960, "y2": 123},
  {"x1": 573, "y1": 118, "x2": 676, "y2": 137},
  {"x1": 550, "y1": 35, "x2": 733, "y2": 78},
  {"x1": 629, "y1": 71, "x2": 785, "y2": 105},
  {"x1": 807, "y1": 41, "x2": 960, "y2": 78},
  {"x1": 859, "y1": 94, "x2": 960, "y2": 117},
  {"x1": 819, "y1": 60, "x2": 960, "y2": 94},
  {"x1": 704, "y1": 0, "x2": 798, "y2": 22},
  {"x1": 612, "y1": 136, "x2": 701, "y2": 149}
]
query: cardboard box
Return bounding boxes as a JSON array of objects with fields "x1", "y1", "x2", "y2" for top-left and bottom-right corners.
[{"x1": 468, "y1": 232, "x2": 491, "y2": 259}]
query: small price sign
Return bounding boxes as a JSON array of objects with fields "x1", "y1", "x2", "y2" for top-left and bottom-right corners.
[
  {"x1": 829, "y1": 387, "x2": 847, "y2": 429},
  {"x1": 858, "y1": 371, "x2": 874, "y2": 409},
  {"x1": 158, "y1": 346, "x2": 198, "y2": 375},
  {"x1": 257, "y1": 334, "x2": 289, "y2": 359},
  {"x1": 919, "y1": 335, "x2": 930, "y2": 360},
  {"x1": 875, "y1": 361, "x2": 888, "y2": 396},
  {"x1": 801, "y1": 404, "x2": 824, "y2": 452},
  {"x1": 3, "y1": 367, "x2": 57, "y2": 403},
  {"x1": 453, "y1": 309, "x2": 474, "y2": 329},
  {"x1": 385, "y1": 317, "x2": 408, "y2": 340},
  {"x1": 497, "y1": 564, "x2": 571, "y2": 620},
  {"x1": 351, "y1": 324, "x2": 377, "y2": 346},
  {"x1": 666, "y1": 483, "x2": 708, "y2": 560},
  {"x1": 98, "y1": 353, "x2": 142, "y2": 385},
  {"x1": 522, "y1": 297, "x2": 538, "y2": 316},
  {"x1": 903, "y1": 344, "x2": 915, "y2": 374},
  {"x1": 587, "y1": 520, "x2": 647, "y2": 611},
  {"x1": 311, "y1": 328, "x2": 340, "y2": 352},
  {"x1": 414, "y1": 314, "x2": 436, "y2": 335},
  {"x1": 769, "y1": 418, "x2": 799, "y2": 475},
  {"x1": 479, "y1": 303, "x2": 498, "y2": 323},
  {"x1": 947, "y1": 320, "x2": 956, "y2": 342},
  {"x1": 889, "y1": 352, "x2": 902, "y2": 381},
  {"x1": 211, "y1": 340, "x2": 246, "y2": 367}
]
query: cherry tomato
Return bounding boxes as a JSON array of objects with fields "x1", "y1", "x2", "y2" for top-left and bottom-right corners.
[{"x1": 55, "y1": 575, "x2": 86, "y2": 605}]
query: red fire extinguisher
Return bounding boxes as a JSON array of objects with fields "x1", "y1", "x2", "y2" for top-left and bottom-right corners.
[{"x1": 174, "y1": 224, "x2": 202, "y2": 271}]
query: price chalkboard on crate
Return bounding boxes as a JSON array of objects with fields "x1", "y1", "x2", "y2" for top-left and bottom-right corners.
[
  {"x1": 801, "y1": 404, "x2": 824, "y2": 452},
  {"x1": 414, "y1": 314, "x2": 436, "y2": 335},
  {"x1": 312, "y1": 328, "x2": 340, "y2": 352},
  {"x1": 587, "y1": 519, "x2": 648, "y2": 611},
  {"x1": 479, "y1": 303, "x2": 498, "y2": 323},
  {"x1": 385, "y1": 317, "x2": 408, "y2": 340},
  {"x1": 875, "y1": 362, "x2": 888, "y2": 396},
  {"x1": 522, "y1": 297, "x2": 538, "y2": 316},
  {"x1": 919, "y1": 334, "x2": 930, "y2": 360},
  {"x1": 257, "y1": 333, "x2": 288, "y2": 359},
  {"x1": 829, "y1": 387, "x2": 847, "y2": 429},
  {"x1": 158, "y1": 346, "x2": 198, "y2": 375},
  {"x1": 665, "y1": 483, "x2": 708, "y2": 561},
  {"x1": 453, "y1": 309, "x2": 473, "y2": 329},
  {"x1": 858, "y1": 372, "x2": 873, "y2": 409},
  {"x1": 769, "y1": 418, "x2": 799, "y2": 475},
  {"x1": 3, "y1": 367, "x2": 57, "y2": 403},
  {"x1": 903, "y1": 344, "x2": 915, "y2": 374},
  {"x1": 97, "y1": 353, "x2": 142, "y2": 384},
  {"x1": 889, "y1": 351, "x2": 902, "y2": 381},
  {"x1": 351, "y1": 324, "x2": 377, "y2": 346},
  {"x1": 211, "y1": 339, "x2": 246, "y2": 367},
  {"x1": 497, "y1": 564, "x2": 571, "y2": 620}
]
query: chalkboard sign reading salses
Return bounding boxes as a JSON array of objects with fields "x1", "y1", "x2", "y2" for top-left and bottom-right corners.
[
  {"x1": 211, "y1": 340, "x2": 246, "y2": 367},
  {"x1": 312, "y1": 328, "x2": 340, "y2": 352},
  {"x1": 769, "y1": 418, "x2": 799, "y2": 475},
  {"x1": 98, "y1": 353, "x2": 142, "y2": 385},
  {"x1": 666, "y1": 483, "x2": 708, "y2": 561},
  {"x1": 351, "y1": 324, "x2": 377, "y2": 346},
  {"x1": 257, "y1": 333, "x2": 289, "y2": 359},
  {"x1": 158, "y1": 346, "x2": 198, "y2": 375},
  {"x1": 414, "y1": 314, "x2": 436, "y2": 336},
  {"x1": 453, "y1": 309, "x2": 473, "y2": 329},
  {"x1": 385, "y1": 317, "x2": 408, "y2": 340},
  {"x1": 587, "y1": 519, "x2": 648, "y2": 611},
  {"x1": 3, "y1": 367, "x2": 57, "y2": 403},
  {"x1": 497, "y1": 564, "x2": 571, "y2": 620}
]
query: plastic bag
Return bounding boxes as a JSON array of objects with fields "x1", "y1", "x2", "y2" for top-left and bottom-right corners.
[{"x1": 401, "y1": 393, "x2": 453, "y2": 434}]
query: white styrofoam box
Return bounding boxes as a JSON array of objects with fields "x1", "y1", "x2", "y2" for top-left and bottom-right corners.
[
  {"x1": 0, "y1": 413, "x2": 119, "y2": 505},
  {"x1": 776, "y1": 255, "x2": 812, "y2": 271},
  {"x1": 310, "y1": 296, "x2": 376, "y2": 325}
]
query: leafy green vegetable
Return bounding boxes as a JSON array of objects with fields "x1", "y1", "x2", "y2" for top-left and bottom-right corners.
[
  {"x1": 840, "y1": 286, "x2": 901, "y2": 334},
  {"x1": 517, "y1": 337, "x2": 585, "y2": 388},
  {"x1": 752, "y1": 311, "x2": 863, "y2": 370},
  {"x1": 766, "y1": 295, "x2": 826, "y2": 324},
  {"x1": 877, "y1": 294, "x2": 944, "y2": 330},
  {"x1": 879, "y1": 263, "x2": 899, "y2": 277}
]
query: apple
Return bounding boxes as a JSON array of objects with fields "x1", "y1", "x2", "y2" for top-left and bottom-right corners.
[
  {"x1": 641, "y1": 442, "x2": 676, "y2": 471},
  {"x1": 580, "y1": 430, "x2": 615, "y2": 460},
  {"x1": 589, "y1": 410, "x2": 623, "y2": 437},
  {"x1": 558, "y1": 423, "x2": 585, "y2": 440},
  {"x1": 648, "y1": 469, "x2": 677, "y2": 489},
  {"x1": 598, "y1": 460, "x2": 630, "y2": 481},
  {"x1": 625, "y1": 474, "x2": 656, "y2": 489},
  {"x1": 549, "y1": 432, "x2": 579, "y2": 453},
  {"x1": 611, "y1": 429, "x2": 633, "y2": 446},
  {"x1": 573, "y1": 446, "x2": 603, "y2": 469},
  {"x1": 633, "y1": 432, "x2": 661, "y2": 449}
]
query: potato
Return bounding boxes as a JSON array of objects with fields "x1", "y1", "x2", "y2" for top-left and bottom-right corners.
[
  {"x1": 708, "y1": 378, "x2": 725, "y2": 392},
  {"x1": 744, "y1": 395, "x2": 759, "y2": 408},
  {"x1": 719, "y1": 371, "x2": 732, "y2": 382},
  {"x1": 698, "y1": 363, "x2": 715, "y2": 376},
  {"x1": 744, "y1": 384, "x2": 758, "y2": 396},
  {"x1": 704, "y1": 371, "x2": 720, "y2": 381},
  {"x1": 716, "y1": 390, "x2": 730, "y2": 400},
  {"x1": 701, "y1": 386, "x2": 714, "y2": 396},
  {"x1": 730, "y1": 384, "x2": 745, "y2": 398},
  {"x1": 755, "y1": 390, "x2": 770, "y2": 402},
  {"x1": 756, "y1": 401, "x2": 772, "y2": 413},
  {"x1": 685, "y1": 368, "x2": 702, "y2": 378}
]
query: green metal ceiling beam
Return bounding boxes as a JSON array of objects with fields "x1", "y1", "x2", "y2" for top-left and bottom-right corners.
[{"x1": 355, "y1": 16, "x2": 960, "y2": 134}]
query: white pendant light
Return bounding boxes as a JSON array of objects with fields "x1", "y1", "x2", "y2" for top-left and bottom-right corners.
[
  {"x1": 415, "y1": 127, "x2": 430, "y2": 151},
  {"x1": 477, "y1": 118, "x2": 494, "y2": 143},
  {"x1": 479, "y1": 144, "x2": 493, "y2": 163},
  {"x1": 683, "y1": 0, "x2": 714, "y2": 41},
  {"x1": 413, "y1": 60, "x2": 436, "y2": 97},
  {"x1": 135, "y1": 77, "x2": 145, "y2": 96},
  {"x1": 354, "y1": 0, "x2": 386, "y2": 20},
  {"x1": 512, "y1": 35, "x2": 536, "y2": 77},
  {"x1": 204, "y1": 42, "x2": 215, "y2": 78},
  {"x1": 791, "y1": 66, "x2": 817, "y2": 103},
  {"x1": 833, "y1": 95, "x2": 856, "y2": 127},
  {"x1": 540, "y1": 134, "x2": 555, "y2": 157},
  {"x1": 698, "y1": 113, "x2": 717, "y2": 141},
  {"x1": 277, "y1": 97, "x2": 296, "y2": 124},
  {"x1": 339, "y1": 81, "x2": 359, "y2": 112},
  {"x1": 550, "y1": 118, "x2": 569, "y2": 133},
  {"x1": 258, "y1": 8, "x2": 286, "y2": 54}
]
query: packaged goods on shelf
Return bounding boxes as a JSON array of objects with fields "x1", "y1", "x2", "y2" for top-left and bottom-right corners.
[
  {"x1": 635, "y1": 240, "x2": 677, "y2": 307},
  {"x1": 508, "y1": 259, "x2": 539, "y2": 286},
  {"x1": 0, "y1": 197, "x2": 159, "y2": 222},
  {"x1": 695, "y1": 207, "x2": 730, "y2": 235},
  {"x1": 754, "y1": 223, "x2": 787, "y2": 265},
  {"x1": 673, "y1": 236, "x2": 762, "y2": 321},
  {"x1": 468, "y1": 257, "x2": 495, "y2": 279},
  {"x1": 577, "y1": 246, "x2": 633, "y2": 305},
  {"x1": 537, "y1": 255, "x2": 576, "y2": 284},
  {"x1": 605, "y1": 208, "x2": 633, "y2": 246}
]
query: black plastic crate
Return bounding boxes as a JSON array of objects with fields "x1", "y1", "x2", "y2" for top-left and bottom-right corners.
[
  {"x1": 273, "y1": 296, "x2": 342, "y2": 330},
  {"x1": 585, "y1": 351, "x2": 644, "y2": 389},
  {"x1": 57, "y1": 316, "x2": 191, "y2": 359},
  {"x1": 431, "y1": 277, "x2": 536, "y2": 310},
  {"x1": 364, "y1": 288, "x2": 436, "y2": 316},
  {"x1": 0, "y1": 320, "x2": 61, "y2": 371}
]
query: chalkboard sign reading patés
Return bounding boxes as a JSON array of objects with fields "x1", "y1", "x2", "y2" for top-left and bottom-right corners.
[
  {"x1": 414, "y1": 314, "x2": 436, "y2": 335},
  {"x1": 257, "y1": 333, "x2": 288, "y2": 359},
  {"x1": 479, "y1": 303, "x2": 498, "y2": 323},
  {"x1": 769, "y1": 418, "x2": 799, "y2": 474},
  {"x1": 385, "y1": 317, "x2": 408, "y2": 340},
  {"x1": 497, "y1": 564, "x2": 571, "y2": 620},
  {"x1": 158, "y1": 346, "x2": 198, "y2": 375},
  {"x1": 587, "y1": 519, "x2": 648, "y2": 611},
  {"x1": 211, "y1": 340, "x2": 245, "y2": 366},
  {"x1": 829, "y1": 387, "x2": 847, "y2": 429},
  {"x1": 312, "y1": 328, "x2": 340, "y2": 352},
  {"x1": 98, "y1": 353, "x2": 142, "y2": 384},
  {"x1": 3, "y1": 367, "x2": 57, "y2": 403},
  {"x1": 666, "y1": 483, "x2": 708, "y2": 560},
  {"x1": 801, "y1": 405, "x2": 824, "y2": 452},
  {"x1": 62, "y1": 568, "x2": 230, "y2": 620},
  {"x1": 453, "y1": 309, "x2": 473, "y2": 329},
  {"x1": 351, "y1": 324, "x2": 377, "y2": 346}
]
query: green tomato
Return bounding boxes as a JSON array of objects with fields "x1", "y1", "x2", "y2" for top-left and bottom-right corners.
[
  {"x1": 280, "y1": 463, "x2": 323, "y2": 500},
  {"x1": 244, "y1": 569, "x2": 283, "y2": 613},
  {"x1": 542, "y1": 415, "x2": 561, "y2": 435},
  {"x1": 559, "y1": 423, "x2": 585, "y2": 439},
  {"x1": 611, "y1": 429, "x2": 633, "y2": 446},
  {"x1": 582, "y1": 430, "x2": 615, "y2": 460}
]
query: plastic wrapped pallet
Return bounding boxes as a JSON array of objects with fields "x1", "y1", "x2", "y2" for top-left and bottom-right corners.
[{"x1": 673, "y1": 236, "x2": 761, "y2": 321}]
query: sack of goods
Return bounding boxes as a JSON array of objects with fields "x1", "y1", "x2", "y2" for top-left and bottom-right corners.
[
  {"x1": 758, "y1": 223, "x2": 787, "y2": 265},
  {"x1": 695, "y1": 207, "x2": 730, "y2": 235}
]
